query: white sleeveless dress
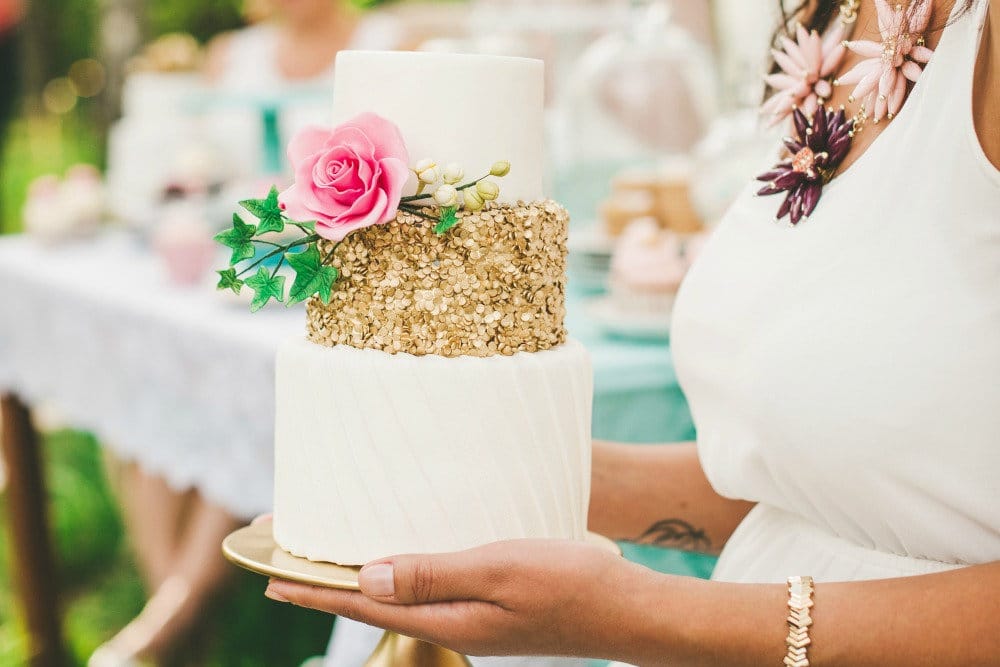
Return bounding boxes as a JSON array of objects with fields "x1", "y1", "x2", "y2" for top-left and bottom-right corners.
[{"x1": 672, "y1": 0, "x2": 1000, "y2": 587}]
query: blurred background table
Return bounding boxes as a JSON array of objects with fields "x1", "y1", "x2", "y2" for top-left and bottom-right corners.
[{"x1": 0, "y1": 233, "x2": 296, "y2": 520}]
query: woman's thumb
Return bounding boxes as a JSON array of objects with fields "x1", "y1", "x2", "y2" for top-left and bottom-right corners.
[{"x1": 359, "y1": 550, "x2": 493, "y2": 605}]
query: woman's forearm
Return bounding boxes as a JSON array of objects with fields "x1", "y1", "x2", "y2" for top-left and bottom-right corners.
[
  {"x1": 621, "y1": 561, "x2": 1000, "y2": 667},
  {"x1": 588, "y1": 441, "x2": 754, "y2": 554}
]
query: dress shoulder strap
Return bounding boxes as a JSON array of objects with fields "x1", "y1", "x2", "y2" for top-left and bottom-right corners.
[
  {"x1": 953, "y1": 0, "x2": 992, "y2": 104},
  {"x1": 973, "y1": 0, "x2": 990, "y2": 25}
]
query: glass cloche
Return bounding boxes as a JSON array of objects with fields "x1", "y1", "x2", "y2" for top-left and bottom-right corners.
[{"x1": 551, "y1": 0, "x2": 719, "y2": 226}]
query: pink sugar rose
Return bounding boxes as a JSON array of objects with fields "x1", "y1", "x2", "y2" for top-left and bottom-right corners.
[{"x1": 279, "y1": 113, "x2": 410, "y2": 242}]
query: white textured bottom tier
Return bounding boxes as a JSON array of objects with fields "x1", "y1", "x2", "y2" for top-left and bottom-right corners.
[{"x1": 273, "y1": 337, "x2": 593, "y2": 565}]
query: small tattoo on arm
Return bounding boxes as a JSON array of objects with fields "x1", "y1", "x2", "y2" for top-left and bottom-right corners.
[{"x1": 635, "y1": 518, "x2": 711, "y2": 552}]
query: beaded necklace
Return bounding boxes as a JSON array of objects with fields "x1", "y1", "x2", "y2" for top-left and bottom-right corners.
[{"x1": 756, "y1": 0, "x2": 935, "y2": 224}]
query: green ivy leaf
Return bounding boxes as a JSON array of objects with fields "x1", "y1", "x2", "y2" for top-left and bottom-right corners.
[
  {"x1": 245, "y1": 266, "x2": 286, "y2": 312},
  {"x1": 434, "y1": 206, "x2": 459, "y2": 235},
  {"x1": 285, "y1": 244, "x2": 340, "y2": 306},
  {"x1": 240, "y1": 185, "x2": 285, "y2": 234},
  {"x1": 215, "y1": 214, "x2": 257, "y2": 265},
  {"x1": 216, "y1": 268, "x2": 244, "y2": 294}
]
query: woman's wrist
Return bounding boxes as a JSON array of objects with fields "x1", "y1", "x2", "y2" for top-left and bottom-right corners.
[
  {"x1": 614, "y1": 573, "x2": 787, "y2": 667},
  {"x1": 626, "y1": 573, "x2": 714, "y2": 666},
  {"x1": 585, "y1": 558, "x2": 682, "y2": 664}
]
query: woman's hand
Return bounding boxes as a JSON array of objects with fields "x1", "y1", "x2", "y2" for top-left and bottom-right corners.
[{"x1": 264, "y1": 538, "x2": 660, "y2": 660}]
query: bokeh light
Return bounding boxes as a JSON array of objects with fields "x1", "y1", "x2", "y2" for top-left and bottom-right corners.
[
  {"x1": 42, "y1": 77, "x2": 78, "y2": 114},
  {"x1": 69, "y1": 59, "x2": 107, "y2": 98}
]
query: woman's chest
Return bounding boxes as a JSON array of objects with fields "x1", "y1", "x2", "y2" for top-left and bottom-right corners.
[{"x1": 672, "y1": 179, "x2": 1000, "y2": 467}]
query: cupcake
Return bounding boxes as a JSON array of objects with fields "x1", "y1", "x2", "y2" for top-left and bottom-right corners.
[
  {"x1": 23, "y1": 175, "x2": 65, "y2": 241},
  {"x1": 609, "y1": 218, "x2": 701, "y2": 317},
  {"x1": 153, "y1": 206, "x2": 218, "y2": 286},
  {"x1": 62, "y1": 164, "x2": 106, "y2": 233}
]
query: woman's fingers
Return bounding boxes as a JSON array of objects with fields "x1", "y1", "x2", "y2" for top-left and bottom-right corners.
[
  {"x1": 359, "y1": 546, "x2": 510, "y2": 604},
  {"x1": 250, "y1": 513, "x2": 273, "y2": 525},
  {"x1": 261, "y1": 540, "x2": 630, "y2": 658},
  {"x1": 264, "y1": 579, "x2": 506, "y2": 647}
]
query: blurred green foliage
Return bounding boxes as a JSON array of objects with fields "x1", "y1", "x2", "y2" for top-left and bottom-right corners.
[
  {"x1": 0, "y1": 430, "x2": 334, "y2": 666},
  {"x1": 24, "y1": 0, "x2": 245, "y2": 86},
  {"x1": 0, "y1": 109, "x2": 102, "y2": 233},
  {"x1": 22, "y1": 0, "x2": 393, "y2": 90},
  {"x1": 20, "y1": 0, "x2": 99, "y2": 85},
  {"x1": 147, "y1": 0, "x2": 245, "y2": 44},
  {"x1": 47, "y1": 431, "x2": 124, "y2": 583},
  {"x1": 1, "y1": 0, "x2": 247, "y2": 232}
]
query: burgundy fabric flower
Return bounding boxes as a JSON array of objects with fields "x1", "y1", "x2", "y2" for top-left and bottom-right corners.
[{"x1": 756, "y1": 107, "x2": 854, "y2": 225}]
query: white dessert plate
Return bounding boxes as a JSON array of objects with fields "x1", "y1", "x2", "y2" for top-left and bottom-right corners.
[
  {"x1": 223, "y1": 519, "x2": 620, "y2": 590},
  {"x1": 586, "y1": 296, "x2": 672, "y2": 341}
]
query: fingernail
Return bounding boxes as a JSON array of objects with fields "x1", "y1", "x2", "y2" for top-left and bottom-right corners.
[
  {"x1": 265, "y1": 583, "x2": 289, "y2": 603},
  {"x1": 360, "y1": 563, "x2": 395, "y2": 597}
]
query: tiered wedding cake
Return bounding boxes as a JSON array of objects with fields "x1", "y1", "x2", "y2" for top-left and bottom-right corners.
[{"x1": 271, "y1": 51, "x2": 592, "y2": 566}]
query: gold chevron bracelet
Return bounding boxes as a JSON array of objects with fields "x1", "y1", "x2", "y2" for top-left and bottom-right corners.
[{"x1": 784, "y1": 575, "x2": 815, "y2": 667}]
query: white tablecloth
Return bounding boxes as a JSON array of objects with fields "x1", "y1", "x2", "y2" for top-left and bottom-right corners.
[{"x1": 0, "y1": 233, "x2": 300, "y2": 519}]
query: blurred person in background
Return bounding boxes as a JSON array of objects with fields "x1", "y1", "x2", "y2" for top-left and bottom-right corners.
[
  {"x1": 206, "y1": 0, "x2": 341, "y2": 89},
  {"x1": 200, "y1": 0, "x2": 401, "y2": 179}
]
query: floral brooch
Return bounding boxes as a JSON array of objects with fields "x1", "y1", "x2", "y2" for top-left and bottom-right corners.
[
  {"x1": 756, "y1": 107, "x2": 854, "y2": 225},
  {"x1": 835, "y1": 0, "x2": 933, "y2": 122},
  {"x1": 761, "y1": 23, "x2": 848, "y2": 126}
]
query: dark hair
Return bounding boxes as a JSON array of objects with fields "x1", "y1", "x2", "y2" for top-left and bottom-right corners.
[{"x1": 775, "y1": 0, "x2": 977, "y2": 42}]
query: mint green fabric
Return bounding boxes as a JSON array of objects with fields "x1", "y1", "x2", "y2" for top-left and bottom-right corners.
[{"x1": 566, "y1": 290, "x2": 715, "y2": 580}]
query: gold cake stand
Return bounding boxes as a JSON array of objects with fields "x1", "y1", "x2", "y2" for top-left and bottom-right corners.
[{"x1": 223, "y1": 520, "x2": 620, "y2": 666}]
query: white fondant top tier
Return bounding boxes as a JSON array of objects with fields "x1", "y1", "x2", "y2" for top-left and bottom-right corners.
[{"x1": 332, "y1": 51, "x2": 545, "y2": 202}]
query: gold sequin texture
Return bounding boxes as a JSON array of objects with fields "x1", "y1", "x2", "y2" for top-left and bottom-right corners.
[{"x1": 306, "y1": 200, "x2": 569, "y2": 358}]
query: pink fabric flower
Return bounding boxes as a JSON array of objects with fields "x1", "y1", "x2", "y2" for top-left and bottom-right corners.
[
  {"x1": 762, "y1": 23, "x2": 848, "y2": 126},
  {"x1": 835, "y1": 0, "x2": 934, "y2": 122},
  {"x1": 279, "y1": 113, "x2": 410, "y2": 242}
]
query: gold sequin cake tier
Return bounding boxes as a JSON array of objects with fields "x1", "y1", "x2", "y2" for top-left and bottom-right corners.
[{"x1": 306, "y1": 200, "x2": 569, "y2": 358}]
